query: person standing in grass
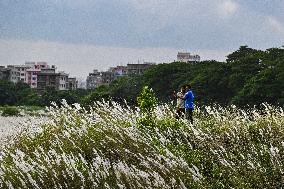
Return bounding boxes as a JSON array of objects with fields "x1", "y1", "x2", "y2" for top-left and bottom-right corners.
[
  {"x1": 184, "y1": 84, "x2": 194, "y2": 124},
  {"x1": 175, "y1": 85, "x2": 186, "y2": 118}
]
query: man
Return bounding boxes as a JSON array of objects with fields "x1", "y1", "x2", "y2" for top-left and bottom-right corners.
[
  {"x1": 184, "y1": 84, "x2": 194, "y2": 124},
  {"x1": 175, "y1": 86, "x2": 186, "y2": 118}
]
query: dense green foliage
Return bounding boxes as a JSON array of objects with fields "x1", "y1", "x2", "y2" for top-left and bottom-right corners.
[
  {"x1": 0, "y1": 81, "x2": 93, "y2": 107},
  {"x1": 108, "y1": 46, "x2": 284, "y2": 107},
  {"x1": 137, "y1": 86, "x2": 157, "y2": 115},
  {"x1": 1, "y1": 106, "x2": 20, "y2": 116},
  {"x1": 0, "y1": 46, "x2": 283, "y2": 107}
]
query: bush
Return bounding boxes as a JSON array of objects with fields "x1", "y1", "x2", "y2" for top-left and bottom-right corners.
[{"x1": 1, "y1": 106, "x2": 20, "y2": 116}]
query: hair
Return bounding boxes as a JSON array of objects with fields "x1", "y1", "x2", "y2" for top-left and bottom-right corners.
[{"x1": 186, "y1": 84, "x2": 192, "y2": 89}]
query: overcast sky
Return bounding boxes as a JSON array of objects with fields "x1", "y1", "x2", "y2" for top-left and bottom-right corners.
[{"x1": 1, "y1": 0, "x2": 284, "y2": 78}]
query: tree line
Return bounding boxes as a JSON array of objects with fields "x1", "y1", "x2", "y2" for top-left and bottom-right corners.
[
  {"x1": 0, "y1": 46, "x2": 283, "y2": 108},
  {"x1": 107, "y1": 46, "x2": 284, "y2": 107}
]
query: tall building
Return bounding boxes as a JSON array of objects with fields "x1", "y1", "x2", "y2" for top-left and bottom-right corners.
[
  {"x1": 86, "y1": 69, "x2": 102, "y2": 89},
  {"x1": 177, "y1": 52, "x2": 200, "y2": 62}
]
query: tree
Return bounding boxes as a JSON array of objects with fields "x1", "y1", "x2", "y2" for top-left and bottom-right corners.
[
  {"x1": 137, "y1": 86, "x2": 157, "y2": 115},
  {"x1": 0, "y1": 80, "x2": 17, "y2": 105}
]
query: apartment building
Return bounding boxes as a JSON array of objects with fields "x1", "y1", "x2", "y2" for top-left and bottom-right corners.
[
  {"x1": 1, "y1": 62, "x2": 76, "y2": 91},
  {"x1": 37, "y1": 71, "x2": 69, "y2": 91},
  {"x1": 127, "y1": 63, "x2": 155, "y2": 75},
  {"x1": 37, "y1": 73, "x2": 59, "y2": 91},
  {"x1": 58, "y1": 72, "x2": 69, "y2": 90},
  {"x1": 68, "y1": 77, "x2": 78, "y2": 90},
  {"x1": 109, "y1": 66, "x2": 127, "y2": 78},
  {"x1": 6, "y1": 65, "x2": 20, "y2": 83},
  {"x1": 86, "y1": 70, "x2": 102, "y2": 89}
]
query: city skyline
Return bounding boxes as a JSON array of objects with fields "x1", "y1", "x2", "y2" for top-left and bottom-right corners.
[{"x1": 1, "y1": 0, "x2": 284, "y2": 78}]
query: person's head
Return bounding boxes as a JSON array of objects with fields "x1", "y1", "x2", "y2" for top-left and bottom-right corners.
[
  {"x1": 185, "y1": 84, "x2": 192, "y2": 91},
  {"x1": 180, "y1": 85, "x2": 186, "y2": 93}
]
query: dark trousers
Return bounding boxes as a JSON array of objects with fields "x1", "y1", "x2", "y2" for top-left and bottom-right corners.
[{"x1": 185, "y1": 108, "x2": 193, "y2": 124}]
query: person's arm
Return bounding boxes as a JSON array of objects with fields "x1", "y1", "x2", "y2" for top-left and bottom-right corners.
[
  {"x1": 177, "y1": 92, "x2": 183, "y2": 99},
  {"x1": 183, "y1": 92, "x2": 188, "y2": 100}
]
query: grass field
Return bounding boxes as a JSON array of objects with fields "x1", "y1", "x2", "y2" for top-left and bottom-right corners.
[{"x1": 0, "y1": 100, "x2": 283, "y2": 188}]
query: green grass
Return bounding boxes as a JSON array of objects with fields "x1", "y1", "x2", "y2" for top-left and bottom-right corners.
[{"x1": 0, "y1": 105, "x2": 45, "y2": 116}]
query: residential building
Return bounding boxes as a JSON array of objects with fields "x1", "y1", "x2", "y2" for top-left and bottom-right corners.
[
  {"x1": 40, "y1": 67, "x2": 56, "y2": 74},
  {"x1": 177, "y1": 52, "x2": 200, "y2": 62},
  {"x1": 127, "y1": 62, "x2": 155, "y2": 75},
  {"x1": 7, "y1": 65, "x2": 20, "y2": 83},
  {"x1": 6, "y1": 62, "x2": 53, "y2": 84},
  {"x1": 7, "y1": 64, "x2": 31, "y2": 82},
  {"x1": 26, "y1": 67, "x2": 41, "y2": 88},
  {"x1": 37, "y1": 72, "x2": 59, "y2": 91},
  {"x1": 68, "y1": 78, "x2": 78, "y2": 90},
  {"x1": 37, "y1": 71, "x2": 73, "y2": 91},
  {"x1": 86, "y1": 69, "x2": 102, "y2": 89},
  {"x1": 109, "y1": 66, "x2": 128, "y2": 78},
  {"x1": 0, "y1": 66, "x2": 11, "y2": 81},
  {"x1": 25, "y1": 62, "x2": 54, "y2": 88},
  {"x1": 101, "y1": 71, "x2": 115, "y2": 85},
  {"x1": 58, "y1": 72, "x2": 69, "y2": 90}
]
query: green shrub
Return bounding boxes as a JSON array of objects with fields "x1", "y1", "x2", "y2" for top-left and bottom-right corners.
[
  {"x1": 137, "y1": 86, "x2": 157, "y2": 115},
  {"x1": 1, "y1": 106, "x2": 20, "y2": 116}
]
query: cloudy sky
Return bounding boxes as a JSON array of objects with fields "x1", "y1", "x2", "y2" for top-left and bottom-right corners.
[{"x1": 0, "y1": 0, "x2": 284, "y2": 78}]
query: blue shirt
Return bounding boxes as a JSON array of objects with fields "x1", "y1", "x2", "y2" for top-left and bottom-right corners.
[{"x1": 184, "y1": 90, "x2": 194, "y2": 110}]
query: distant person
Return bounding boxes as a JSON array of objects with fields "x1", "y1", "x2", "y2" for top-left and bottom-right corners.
[
  {"x1": 184, "y1": 84, "x2": 194, "y2": 124},
  {"x1": 175, "y1": 86, "x2": 186, "y2": 118}
]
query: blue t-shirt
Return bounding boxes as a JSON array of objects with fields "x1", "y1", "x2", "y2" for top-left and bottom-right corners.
[{"x1": 184, "y1": 90, "x2": 194, "y2": 110}]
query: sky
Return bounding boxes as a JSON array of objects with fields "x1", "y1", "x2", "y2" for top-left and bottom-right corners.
[{"x1": 0, "y1": 0, "x2": 284, "y2": 79}]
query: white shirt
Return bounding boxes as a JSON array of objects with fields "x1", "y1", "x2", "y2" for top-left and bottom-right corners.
[{"x1": 176, "y1": 91, "x2": 185, "y2": 108}]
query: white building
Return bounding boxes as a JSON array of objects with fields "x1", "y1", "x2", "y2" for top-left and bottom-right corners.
[
  {"x1": 177, "y1": 52, "x2": 200, "y2": 62},
  {"x1": 58, "y1": 72, "x2": 69, "y2": 90}
]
